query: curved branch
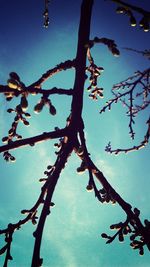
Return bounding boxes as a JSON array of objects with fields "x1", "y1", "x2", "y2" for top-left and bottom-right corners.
[
  {"x1": 107, "y1": 0, "x2": 150, "y2": 17},
  {"x1": 75, "y1": 128, "x2": 150, "y2": 252},
  {"x1": 30, "y1": 59, "x2": 76, "y2": 88},
  {"x1": 105, "y1": 116, "x2": 150, "y2": 154}
]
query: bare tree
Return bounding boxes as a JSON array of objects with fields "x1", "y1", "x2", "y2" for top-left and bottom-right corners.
[{"x1": 0, "y1": 0, "x2": 150, "y2": 266}]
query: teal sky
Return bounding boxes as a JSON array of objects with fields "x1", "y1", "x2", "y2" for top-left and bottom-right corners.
[{"x1": 0, "y1": 1, "x2": 150, "y2": 266}]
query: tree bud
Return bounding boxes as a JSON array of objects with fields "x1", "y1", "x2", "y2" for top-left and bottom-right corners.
[
  {"x1": 21, "y1": 96, "x2": 28, "y2": 111},
  {"x1": 7, "y1": 79, "x2": 19, "y2": 89},
  {"x1": 130, "y1": 16, "x2": 136, "y2": 27},
  {"x1": 86, "y1": 184, "x2": 93, "y2": 192},
  {"x1": 2, "y1": 136, "x2": 8, "y2": 143},
  {"x1": 116, "y1": 6, "x2": 126, "y2": 14},
  {"x1": 49, "y1": 104, "x2": 56, "y2": 115},
  {"x1": 34, "y1": 102, "x2": 44, "y2": 113}
]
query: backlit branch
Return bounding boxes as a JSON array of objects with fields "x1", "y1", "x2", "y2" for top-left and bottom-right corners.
[
  {"x1": 85, "y1": 37, "x2": 120, "y2": 100},
  {"x1": 0, "y1": 0, "x2": 150, "y2": 266},
  {"x1": 123, "y1": 47, "x2": 150, "y2": 60},
  {"x1": 0, "y1": 61, "x2": 74, "y2": 162},
  {"x1": 0, "y1": 128, "x2": 68, "y2": 154},
  {"x1": 0, "y1": 86, "x2": 73, "y2": 97},
  {"x1": 107, "y1": 0, "x2": 150, "y2": 32},
  {"x1": 0, "y1": 137, "x2": 73, "y2": 266},
  {"x1": 30, "y1": 59, "x2": 76, "y2": 88},
  {"x1": 100, "y1": 68, "x2": 150, "y2": 152},
  {"x1": 43, "y1": 0, "x2": 50, "y2": 28},
  {"x1": 74, "y1": 129, "x2": 150, "y2": 255},
  {"x1": 105, "y1": 116, "x2": 150, "y2": 154}
]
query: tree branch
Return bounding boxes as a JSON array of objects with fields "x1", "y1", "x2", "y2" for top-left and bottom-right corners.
[
  {"x1": 31, "y1": 139, "x2": 74, "y2": 266},
  {"x1": 30, "y1": 60, "x2": 76, "y2": 88},
  {"x1": 0, "y1": 86, "x2": 73, "y2": 97},
  {"x1": 107, "y1": 0, "x2": 150, "y2": 17},
  {"x1": 0, "y1": 128, "x2": 68, "y2": 153},
  {"x1": 71, "y1": 0, "x2": 94, "y2": 126},
  {"x1": 74, "y1": 129, "x2": 150, "y2": 253}
]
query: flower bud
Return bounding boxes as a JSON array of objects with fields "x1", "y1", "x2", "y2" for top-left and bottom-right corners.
[
  {"x1": 139, "y1": 17, "x2": 149, "y2": 32},
  {"x1": 23, "y1": 120, "x2": 30, "y2": 126},
  {"x1": 50, "y1": 202, "x2": 55, "y2": 208},
  {"x1": 49, "y1": 104, "x2": 56, "y2": 115},
  {"x1": 24, "y1": 112, "x2": 31, "y2": 118},
  {"x1": 116, "y1": 6, "x2": 126, "y2": 14},
  {"x1": 14, "y1": 115, "x2": 19, "y2": 122},
  {"x1": 34, "y1": 102, "x2": 44, "y2": 113},
  {"x1": 7, "y1": 108, "x2": 14, "y2": 113},
  {"x1": 7, "y1": 79, "x2": 19, "y2": 89},
  {"x1": 8, "y1": 128, "x2": 14, "y2": 136},
  {"x1": 16, "y1": 135, "x2": 22, "y2": 140},
  {"x1": 10, "y1": 156, "x2": 16, "y2": 162},
  {"x1": 77, "y1": 146, "x2": 84, "y2": 156},
  {"x1": 2, "y1": 136, "x2": 8, "y2": 143},
  {"x1": 143, "y1": 21, "x2": 150, "y2": 32},
  {"x1": 111, "y1": 47, "x2": 120, "y2": 57},
  {"x1": 32, "y1": 219, "x2": 37, "y2": 225},
  {"x1": 101, "y1": 233, "x2": 108, "y2": 238},
  {"x1": 21, "y1": 96, "x2": 28, "y2": 111},
  {"x1": 139, "y1": 247, "x2": 144, "y2": 256},
  {"x1": 21, "y1": 209, "x2": 29, "y2": 214},
  {"x1": 9, "y1": 72, "x2": 20, "y2": 82},
  {"x1": 43, "y1": 9, "x2": 48, "y2": 17},
  {"x1": 119, "y1": 232, "x2": 124, "y2": 242},
  {"x1": 86, "y1": 184, "x2": 93, "y2": 192},
  {"x1": 130, "y1": 16, "x2": 136, "y2": 27}
]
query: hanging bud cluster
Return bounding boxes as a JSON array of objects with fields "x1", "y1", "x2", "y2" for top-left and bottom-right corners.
[
  {"x1": 5, "y1": 72, "x2": 25, "y2": 101},
  {"x1": 86, "y1": 64, "x2": 104, "y2": 100},
  {"x1": 3, "y1": 151, "x2": 16, "y2": 162},
  {"x1": 2, "y1": 71, "x2": 31, "y2": 162},
  {"x1": 101, "y1": 207, "x2": 150, "y2": 255},
  {"x1": 89, "y1": 88, "x2": 104, "y2": 100},
  {"x1": 116, "y1": 6, "x2": 150, "y2": 32},
  {"x1": 54, "y1": 137, "x2": 65, "y2": 155},
  {"x1": 85, "y1": 38, "x2": 119, "y2": 102},
  {"x1": 2, "y1": 104, "x2": 31, "y2": 162},
  {"x1": 43, "y1": 0, "x2": 50, "y2": 28},
  {"x1": 34, "y1": 96, "x2": 56, "y2": 116},
  {"x1": 91, "y1": 37, "x2": 120, "y2": 57}
]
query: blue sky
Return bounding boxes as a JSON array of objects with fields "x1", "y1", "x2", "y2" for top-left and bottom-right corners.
[{"x1": 0, "y1": 1, "x2": 150, "y2": 266}]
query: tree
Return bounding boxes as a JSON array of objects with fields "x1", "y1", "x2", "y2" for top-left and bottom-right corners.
[{"x1": 0, "y1": 0, "x2": 150, "y2": 266}]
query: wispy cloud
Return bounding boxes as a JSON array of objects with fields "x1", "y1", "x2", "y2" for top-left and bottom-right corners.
[{"x1": 95, "y1": 158, "x2": 115, "y2": 178}]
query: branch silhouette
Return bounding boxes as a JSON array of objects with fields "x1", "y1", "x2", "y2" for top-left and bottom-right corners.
[
  {"x1": 0, "y1": 0, "x2": 150, "y2": 266},
  {"x1": 107, "y1": 0, "x2": 150, "y2": 32}
]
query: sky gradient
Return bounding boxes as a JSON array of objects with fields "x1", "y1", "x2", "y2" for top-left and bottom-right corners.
[{"x1": 0, "y1": 1, "x2": 150, "y2": 267}]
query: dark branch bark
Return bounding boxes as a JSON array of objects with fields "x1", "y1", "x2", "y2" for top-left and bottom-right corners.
[
  {"x1": 108, "y1": 0, "x2": 150, "y2": 17},
  {"x1": 30, "y1": 60, "x2": 75, "y2": 88},
  {"x1": 0, "y1": 128, "x2": 68, "y2": 153},
  {"x1": 31, "y1": 1, "x2": 94, "y2": 265},
  {"x1": 0, "y1": 86, "x2": 73, "y2": 96},
  {"x1": 71, "y1": 0, "x2": 94, "y2": 126},
  {"x1": 31, "y1": 140, "x2": 74, "y2": 267}
]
